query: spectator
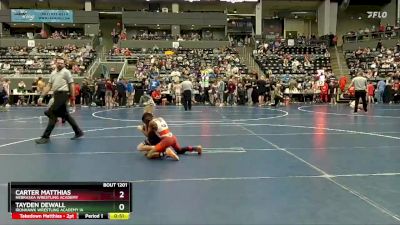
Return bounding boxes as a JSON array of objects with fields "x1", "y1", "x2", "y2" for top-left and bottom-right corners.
[
  {"x1": 120, "y1": 29, "x2": 127, "y2": 41},
  {"x1": 173, "y1": 81, "x2": 182, "y2": 106},
  {"x1": 377, "y1": 80, "x2": 386, "y2": 103},
  {"x1": 393, "y1": 80, "x2": 400, "y2": 103},
  {"x1": 271, "y1": 84, "x2": 283, "y2": 107},
  {"x1": 329, "y1": 80, "x2": 338, "y2": 105},
  {"x1": 149, "y1": 77, "x2": 160, "y2": 93},
  {"x1": 237, "y1": 83, "x2": 246, "y2": 105},
  {"x1": 1, "y1": 78, "x2": 10, "y2": 108},
  {"x1": 17, "y1": 80, "x2": 26, "y2": 93},
  {"x1": 81, "y1": 81, "x2": 91, "y2": 107},
  {"x1": 256, "y1": 76, "x2": 267, "y2": 107},
  {"x1": 40, "y1": 29, "x2": 48, "y2": 39},
  {"x1": 245, "y1": 79, "x2": 253, "y2": 105},
  {"x1": 3, "y1": 61, "x2": 10, "y2": 70},
  {"x1": 139, "y1": 91, "x2": 155, "y2": 107},
  {"x1": 227, "y1": 79, "x2": 236, "y2": 106},
  {"x1": 95, "y1": 78, "x2": 106, "y2": 107},
  {"x1": 126, "y1": 81, "x2": 135, "y2": 107},
  {"x1": 111, "y1": 28, "x2": 119, "y2": 45},
  {"x1": 116, "y1": 79, "x2": 127, "y2": 107},
  {"x1": 339, "y1": 75, "x2": 347, "y2": 94},
  {"x1": 376, "y1": 41, "x2": 383, "y2": 50},
  {"x1": 321, "y1": 81, "x2": 329, "y2": 103},
  {"x1": 217, "y1": 78, "x2": 226, "y2": 107},
  {"x1": 105, "y1": 79, "x2": 114, "y2": 108},
  {"x1": 367, "y1": 81, "x2": 375, "y2": 104},
  {"x1": 151, "y1": 87, "x2": 162, "y2": 105},
  {"x1": 32, "y1": 78, "x2": 38, "y2": 93}
]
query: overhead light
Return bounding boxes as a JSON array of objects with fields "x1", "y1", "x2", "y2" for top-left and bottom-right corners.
[
  {"x1": 13, "y1": 23, "x2": 16, "y2": 26},
  {"x1": 191, "y1": 24, "x2": 194, "y2": 27},
  {"x1": 72, "y1": 24, "x2": 75, "y2": 26},
  {"x1": 31, "y1": 23, "x2": 34, "y2": 26},
  {"x1": 358, "y1": 16, "x2": 362, "y2": 20},
  {"x1": 220, "y1": 0, "x2": 258, "y2": 2},
  {"x1": 146, "y1": 0, "x2": 150, "y2": 1},
  {"x1": 294, "y1": 15, "x2": 298, "y2": 19},
  {"x1": 99, "y1": 11, "x2": 123, "y2": 15},
  {"x1": 157, "y1": 24, "x2": 160, "y2": 26},
  {"x1": 134, "y1": 24, "x2": 137, "y2": 26},
  {"x1": 208, "y1": 25, "x2": 211, "y2": 27},
  {"x1": 291, "y1": 11, "x2": 311, "y2": 14},
  {"x1": 61, "y1": 24, "x2": 64, "y2": 26}
]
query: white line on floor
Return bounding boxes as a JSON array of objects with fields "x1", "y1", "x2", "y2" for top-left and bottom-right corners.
[
  {"x1": 298, "y1": 105, "x2": 400, "y2": 119},
  {"x1": 1, "y1": 132, "x2": 389, "y2": 141},
  {"x1": 91, "y1": 107, "x2": 289, "y2": 123},
  {"x1": 0, "y1": 116, "x2": 40, "y2": 122},
  {"x1": 0, "y1": 172, "x2": 399, "y2": 187},
  {"x1": 237, "y1": 124, "x2": 400, "y2": 222},
  {"x1": 242, "y1": 123, "x2": 400, "y2": 140},
  {"x1": 0, "y1": 148, "x2": 246, "y2": 156}
]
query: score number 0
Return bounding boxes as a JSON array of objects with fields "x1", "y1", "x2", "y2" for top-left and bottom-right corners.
[{"x1": 119, "y1": 191, "x2": 125, "y2": 210}]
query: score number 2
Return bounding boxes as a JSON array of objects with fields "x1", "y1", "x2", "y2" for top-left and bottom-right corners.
[{"x1": 118, "y1": 190, "x2": 127, "y2": 211}]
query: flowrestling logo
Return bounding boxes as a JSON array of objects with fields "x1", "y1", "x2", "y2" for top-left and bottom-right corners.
[{"x1": 367, "y1": 11, "x2": 388, "y2": 19}]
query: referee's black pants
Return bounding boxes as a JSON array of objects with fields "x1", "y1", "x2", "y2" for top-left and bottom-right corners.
[
  {"x1": 354, "y1": 90, "x2": 367, "y2": 113},
  {"x1": 182, "y1": 90, "x2": 192, "y2": 111},
  {"x1": 42, "y1": 91, "x2": 82, "y2": 139}
]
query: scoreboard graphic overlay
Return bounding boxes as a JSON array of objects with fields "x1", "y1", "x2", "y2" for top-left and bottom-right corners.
[{"x1": 9, "y1": 182, "x2": 132, "y2": 220}]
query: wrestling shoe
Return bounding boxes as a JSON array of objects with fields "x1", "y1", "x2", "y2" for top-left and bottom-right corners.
[{"x1": 165, "y1": 148, "x2": 180, "y2": 161}]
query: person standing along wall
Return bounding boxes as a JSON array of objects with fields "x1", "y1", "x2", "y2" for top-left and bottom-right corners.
[
  {"x1": 367, "y1": 81, "x2": 375, "y2": 104},
  {"x1": 126, "y1": 81, "x2": 135, "y2": 107},
  {"x1": 377, "y1": 80, "x2": 386, "y2": 103},
  {"x1": 117, "y1": 79, "x2": 127, "y2": 107},
  {"x1": 227, "y1": 79, "x2": 236, "y2": 106}
]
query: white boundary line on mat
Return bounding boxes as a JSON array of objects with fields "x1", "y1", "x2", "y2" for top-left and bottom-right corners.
[
  {"x1": 0, "y1": 148, "x2": 246, "y2": 156},
  {"x1": 237, "y1": 124, "x2": 400, "y2": 222},
  {"x1": 91, "y1": 107, "x2": 289, "y2": 123},
  {"x1": 298, "y1": 105, "x2": 400, "y2": 119}
]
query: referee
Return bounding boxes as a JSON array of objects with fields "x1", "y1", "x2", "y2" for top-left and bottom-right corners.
[
  {"x1": 181, "y1": 77, "x2": 193, "y2": 111},
  {"x1": 349, "y1": 71, "x2": 368, "y2": 113},
  {"x1": 35, "y1": 57, "x2": 84, "y2": 144}
]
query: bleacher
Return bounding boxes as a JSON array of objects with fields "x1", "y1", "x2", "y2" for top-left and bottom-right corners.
[
  {"x1": 0, "y1": 46, "x2": 96, "y2": 77},
  {"x1": 254, "y1": 45, "x2": 331, "y2": 80},
  {"x1": 108, "y1": 47, "x2": 249, "y2": 78},
  {"x1": 345, "y1": 47, "x2": 399, "y2": 78}
]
